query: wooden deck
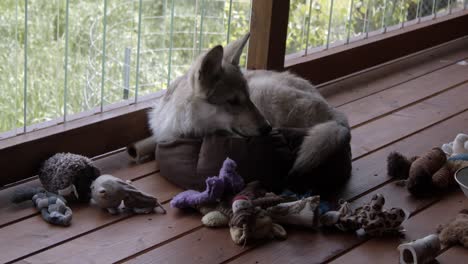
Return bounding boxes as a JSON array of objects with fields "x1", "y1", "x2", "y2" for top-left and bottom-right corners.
[{"x1": 2, "y1": 37, "x2": 468, "y2": 264}]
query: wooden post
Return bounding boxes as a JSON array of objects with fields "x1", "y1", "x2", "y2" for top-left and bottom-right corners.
[{"x1": 247, "y1": 0, "x2": 290, "y2": 71}]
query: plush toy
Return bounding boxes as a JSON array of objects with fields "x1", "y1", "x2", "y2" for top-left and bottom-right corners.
[
  {"x1": 437, "y1": 209, "x2": 468, "y2": 248},
  {"x1": 442, "y1": 133, "x2": 468, "y2": 157},
  {"x1": 267, "y1": 196, "x2": 320, "y2": 228},
  {"x1": 170, "y1": 158, "x2": 245, "y2": 209},
  {"x1": 230, "y1": 207, "x2": 287, "y2": 246},
  {"x1": 39, "y1": 153, "x2": 101, "y2": 202},
  {"x1": 91, "y1": 174, "x2": 166, "y2": 214},
  {"x1": 198, "y1": 183, "x2": 287, "y2": 228},
  {"x1": 320, "y1": 194, "x2": 407, "y2": 237},
  {"x1": 11, "y1": 187, "x2": 73, "y2": 226},
  {"x1": 228, "y1": 181, "x2": 289, "y2": 245},
  {"x1": 397, "y1": 234, "x2": 441, "y2": 264},
  {"x1": 387, "y1": 147, "x2": 468, "y2": 196}
]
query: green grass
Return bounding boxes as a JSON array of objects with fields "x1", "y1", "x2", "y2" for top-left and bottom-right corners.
[{"x1": 0, "y1": 0, "x2": 454, "y2": 134}]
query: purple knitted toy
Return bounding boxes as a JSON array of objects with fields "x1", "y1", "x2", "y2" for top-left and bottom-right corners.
[{"x1": 170, "y1": 158, "x2": 245, "y2": 209}]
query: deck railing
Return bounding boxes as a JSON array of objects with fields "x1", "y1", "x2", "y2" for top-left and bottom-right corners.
[
  {"x1": 0, "y1": 0, "x2": 466, "y2": 139},
  {"x1": 0, "y1": 0, "x2": 252, "y2": 137},
  {"x1": 286, "y1": 0, "x2": 467, "y2": 58}
]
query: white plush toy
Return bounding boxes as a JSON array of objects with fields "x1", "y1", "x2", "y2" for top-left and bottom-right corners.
[
  {"x1": 91, "y1": 174, "x2": 166, "y2": 215},
  {"x1": 441, "y1": 133, "x2": 468, "y2": 157}
]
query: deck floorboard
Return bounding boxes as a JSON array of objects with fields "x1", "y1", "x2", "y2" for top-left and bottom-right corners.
[{"x1": 2, "y1": 37, "x2": 468, "y2": 264}]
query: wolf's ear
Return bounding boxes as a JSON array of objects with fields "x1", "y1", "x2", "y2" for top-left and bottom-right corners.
[
  {"x1": 198, "y1": 45, "x2": 224, "y2": 88},
  {"x1": 223, "y1": 32, "x2": 250, "y2": 66}
]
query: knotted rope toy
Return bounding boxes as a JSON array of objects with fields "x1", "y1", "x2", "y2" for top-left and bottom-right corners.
[{"x1": 11, "y1": 187, "x2": 73, "y2": 226}]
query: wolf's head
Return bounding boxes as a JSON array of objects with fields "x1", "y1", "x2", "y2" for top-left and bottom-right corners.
[{"x1": 186, "y1": 33, "x2": 271, "y2": 138}]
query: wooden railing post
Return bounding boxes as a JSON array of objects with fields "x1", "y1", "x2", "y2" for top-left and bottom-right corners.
[{"x1": 247, "y1": 0, "x2": 290, "y2": 71}]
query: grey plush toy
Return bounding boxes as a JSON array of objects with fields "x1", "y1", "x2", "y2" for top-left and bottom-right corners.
[
  {"x1": 39, "y1": 153, "x2": 100, "y2": 203},
  {"x1": 12, "y1": 187, "x2": 73, "y2": 226},
  {"x1": 91, "y1": 174, "x2": 166, "y2": 215}
]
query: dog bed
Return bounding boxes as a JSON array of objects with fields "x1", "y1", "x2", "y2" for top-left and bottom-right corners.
[{"x1": 155, "y1": 128, "x2": 352, "y2": 193}]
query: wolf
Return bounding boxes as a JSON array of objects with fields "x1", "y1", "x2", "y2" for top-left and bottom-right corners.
[{"x1": 149, "y1": 33, "x2": 351, "y2": 192}]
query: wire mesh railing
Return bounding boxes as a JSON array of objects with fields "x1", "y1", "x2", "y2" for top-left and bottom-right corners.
[
  {"x1": 0, "y1": 0, "x2": 252, "y2": 138},
  {"x1": 286, "y1": 0, "x2": 467, "y2": 57},
  {"x1": 0, "y1": 0, "x2": 466, "y2": 139}
]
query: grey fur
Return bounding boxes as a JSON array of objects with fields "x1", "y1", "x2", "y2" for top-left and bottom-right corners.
[{"x1": 149, "y1": 33, "x2": 351, "y2": 191}]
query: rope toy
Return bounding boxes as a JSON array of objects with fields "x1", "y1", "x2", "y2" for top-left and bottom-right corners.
[{"x1": 12, "y1": 187, "x2": 73, "y2": 226}]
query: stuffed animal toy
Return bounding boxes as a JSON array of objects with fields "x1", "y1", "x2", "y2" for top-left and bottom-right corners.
[
  {"x1": 198, "y1": 185, "x2": 288, "y2": 228},
  {"x1": 229, "y1": 207, "x2": 287, "y2": 246},
  {"x1": 437, "y1": 209, "x2": 468, "y2": 248},
  {"x1": 442, "y1": 133, "x2": 468, "y2": 157},
  {"x1": 320, "y1": 194, "x2": 407, "y2": 237},
  {"x1": 387, "y1": 147, "x2": 468, "y2": 196},
  {"x1": 39, "y1": 153, "x2": 101, "y2": 202},
  {"x1": 91, "y1": 174, "x2": 166, "y2": 215},
  {"x1": 228, "y1": 181, "x2": 289, "y2": 245},
  {"x1": 170, "y1": 158, "x2": 245, "y2": 209},
  {"x1": 11, "y1": 187, "x2": 73, "y2": 226},
  {"x1": 266, "y1": 196, "x2": 320, "y2": 228}
]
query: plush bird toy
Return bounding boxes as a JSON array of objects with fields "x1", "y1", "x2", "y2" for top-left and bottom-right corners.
[{"x1": 91, "y1": 174, "x2": 166, "y2": 215}]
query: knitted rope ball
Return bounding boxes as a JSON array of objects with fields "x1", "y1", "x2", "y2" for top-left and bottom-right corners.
[{"x1": 39, "y1": 153, "x2": 101, "y2": 202}]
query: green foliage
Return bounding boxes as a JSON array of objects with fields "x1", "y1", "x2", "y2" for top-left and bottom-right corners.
[{"x1": 0, "y1": 0, "x2": 457, "y2": 134}]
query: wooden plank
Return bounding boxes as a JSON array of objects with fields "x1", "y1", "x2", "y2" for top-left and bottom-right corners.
[
  {"x1": 247, "y1": 0, "x2": 290, "y2": 71},
  {"x1": 321, "y1": 37, "x2": 468, "y2": 107},
  {"x1": 123, "y1": 226, "x2": 251, "y2": 264},
  {"x1": 329, "y1": 191, "x2": 467, "y2": 264},
  {"x1": 285, "y1": 11, "x2": 468, "y2": 84},
  {"x1": 0, "y1": 151, "x2": 158, "y2": 228},
  {"x1": 0, "y1": 172, "x2": 175, "y2": 264},
  {"x1": 226, "y1": 180, "x2": 443, "y2": 264},
  {"x1": 337, "y1": 63, "x2": 468, "y2": 128},
  {"x1": 119, "y1": 109, "x2": 468, "y2": 264},
  {"x1": 351, "y1": 82, "x2": 468, "y2": 158},
  {"x1": 0, "y1": 91, "x2": 162, "y2": 187},
  {"x1": 18, "y1": 207, "x2": 200, "y2": 264},
  {"x1": 436, "y1": 246, "x2": 468, "y2": 263}
]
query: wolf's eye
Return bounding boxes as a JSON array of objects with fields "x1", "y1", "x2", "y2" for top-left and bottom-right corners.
[{"x1": 227, "y1": 98, "x2": 240, "y2": 106}]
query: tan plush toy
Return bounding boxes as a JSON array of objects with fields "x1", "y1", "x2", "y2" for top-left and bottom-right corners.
[
  {"x1": 320, "y1": 194, "x2": 407, "y2": 237},
  {"x1": 437, "y1": 209, "x2": 468, "y2": 248},
  {"x1": 229, "y1": 207, "x2": 287, "y2": 246},
  {"x1": 387, "y1": 147, "x2": 468, "y2": 196},
  {"x1": 91, "y1": 174, "x2": 166, "y2": 215},
  {"x1": 267, "y1": 196, "x2": 320, "y2": 228}
]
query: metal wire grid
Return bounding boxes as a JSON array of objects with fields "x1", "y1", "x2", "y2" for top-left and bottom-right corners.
[
  {"x1": 3, "y1": 0, "x2": 251, "y2": 135},
  {"x1": 287, "y1": 0, "x2": 467, "y2": 56}
]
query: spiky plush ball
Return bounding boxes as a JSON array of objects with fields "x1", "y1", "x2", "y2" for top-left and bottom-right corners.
[{"x1": 39, "y1": 153, "x2": 100, "y2": 202}]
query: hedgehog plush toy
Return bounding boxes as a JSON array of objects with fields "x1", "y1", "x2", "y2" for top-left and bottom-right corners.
[{"x1": 39, "y1": 153, "x2": 101, "y2": 202}]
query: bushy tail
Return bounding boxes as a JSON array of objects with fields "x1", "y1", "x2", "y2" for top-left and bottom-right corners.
[
  {"x1": 290, "y1": 120, "x2": 351, "y2": 176},
  {"x1": 10, "y1": 186, "x2": 43, "y2": 203}
]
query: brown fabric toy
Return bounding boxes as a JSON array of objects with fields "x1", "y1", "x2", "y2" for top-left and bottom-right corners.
[
  {"x1": 228, "y1": 182, "x2": 289, "y2": 245},
  {"x1": 387, "y1": 147, "x2": 468, "y2": 196},
  {"x1": 437, "y1": 209, "x2": 468, "y2": 248},
  {"x1": 320, "y1": 194, "x2": 407, "y2": 237},
  {"x1": 267, "y1": 196, "x2": 321, "y2": 228}
]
